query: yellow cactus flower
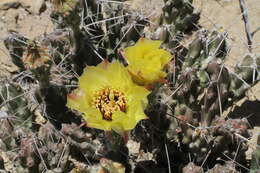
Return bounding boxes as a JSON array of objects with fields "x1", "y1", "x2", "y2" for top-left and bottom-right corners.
[
  {"x1": 123, "y1": 38, "x2": 172, "y2": 86},
  {"x1": 67, "y1": 61, "x2": 150, "y2": 133}
]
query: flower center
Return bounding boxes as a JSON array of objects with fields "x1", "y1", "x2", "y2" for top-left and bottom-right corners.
[{"x1": 92, "y1": 87, "x2": 127, "y2": 121}]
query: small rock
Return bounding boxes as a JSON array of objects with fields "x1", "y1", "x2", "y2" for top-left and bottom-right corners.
[
  {"x1": 0, "y1": 110, "x2": 8, "y2": 119},
  {"x1": 0, "y1": 1, "x2": 21, "y2": 10},
  {"x1": 182, "y1": 162, "x2": 203, "y2": 173},
  {"x1": 126, "y1": 140, "x2": 140, "y2": 155},
  {"x1": 32, "y1": 0, "x2": 47, "y2": 15},
  {"x1": 206, "y1": 162, "x2": 239, "y2": 173}
]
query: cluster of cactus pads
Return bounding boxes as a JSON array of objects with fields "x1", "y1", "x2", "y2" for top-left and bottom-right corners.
[{"x1": 0, "y1": 0, "x2": 260, "y2": 172}]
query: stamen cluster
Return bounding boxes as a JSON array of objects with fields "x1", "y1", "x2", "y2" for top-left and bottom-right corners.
[{"x1": 92, "y1": 87, "x2": 127, "y2": 121}]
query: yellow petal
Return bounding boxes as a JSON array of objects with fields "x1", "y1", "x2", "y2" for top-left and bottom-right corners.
[
  {"x1": 82, "y1": 107, "x2": 112, "y2": 131},
  {"x1": 66, "y1": 60, "x2": 151, "y2": 133},
  {"x1": 105, "y1": 61, "x2": 133, "y2": 88},
  {"x1": 110, "y1": 111, "x2": 128, "y2": 133},
  {"x1": 135, "y1": 38, "x2": 162, "y2": 53},
  {"x1": 145, "y1": 49, "x2": 171, "y2": 66},
  {"x1": 122, "y1": 86, "x2": 149, "y2": 130},
  {"x1": 124, "y1": 104, "x2": 148, "y2": 130},
  {"x1": 79, "y1": 65, "x2": 110, "y2": 96},
  {"x1": 66, "y1": 89, "x2": 90, "y2": 113},
  {"x1": 124, "y1": 38, "x2": 172, "y2": 86}
]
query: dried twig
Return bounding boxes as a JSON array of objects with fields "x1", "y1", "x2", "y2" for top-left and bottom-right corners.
[
  {"x1": 251, "y1": 26, "x2": 260, "y2": 37},
  {"x1": 238, "y1": 0, "x2": 253, "y2": 52}
]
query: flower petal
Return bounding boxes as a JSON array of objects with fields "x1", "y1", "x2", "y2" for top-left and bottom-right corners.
[
  {"x1": 105, "y1": 61, "x2": 133, "y2": 88},
  {"x1": 79, "y1": 65, "x2": 110, "y2": 96},
  {"x1": 82, "y1": 107, "x2": 112, "y2": 131},
  {"x1": 66, "y1": 60, "x2": 151, "y2": 133},
  {"x1": 136, "y1": 38, "x2": 162, "y2": 50},
  {"x1": 124, "y1": 38, "x2": 172, "y2": 86},
  {"x1": 67, "y1": 89, "x2": 90, "y2": 113}
]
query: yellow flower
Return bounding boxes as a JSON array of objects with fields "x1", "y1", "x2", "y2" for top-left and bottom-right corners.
[
  {"x1": 67, "y1": 61, "x2": 150, "y2": 133},
  {"x1": 123, "y1": 38, "x2": 172, "y2": 86}
]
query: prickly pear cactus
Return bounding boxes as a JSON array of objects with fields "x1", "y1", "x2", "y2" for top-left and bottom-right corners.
[
  {"x1": 0, "y1": 80, "x2": 32, "y2": 128},
  {"x1": 1, "y1": 0, "x2": 260, "y2": 173},
  {"x1": 133, "y1": 29, "x2": 259, "y2": 170},
  {"x1": 250, "y1": 134, "x2": 260, "y2": 173}
]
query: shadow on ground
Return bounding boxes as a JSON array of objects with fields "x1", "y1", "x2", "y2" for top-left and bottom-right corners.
[{"x1": 228, "y1": 100, "x2": 260, "y2": 127}]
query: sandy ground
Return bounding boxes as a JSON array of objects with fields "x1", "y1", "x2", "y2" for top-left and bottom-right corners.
[{"x1": 0, "y1": 0, "x2": 53, "y2": 76}]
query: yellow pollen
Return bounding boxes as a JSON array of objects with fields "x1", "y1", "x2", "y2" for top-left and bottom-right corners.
[{"x1": 92, "y1": 87, "x2": 127, "y2": 121}]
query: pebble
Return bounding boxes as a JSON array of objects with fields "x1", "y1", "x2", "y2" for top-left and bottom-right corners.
[{"x1": 0, "y1": 1, "x2": 21, "y2": 11}]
